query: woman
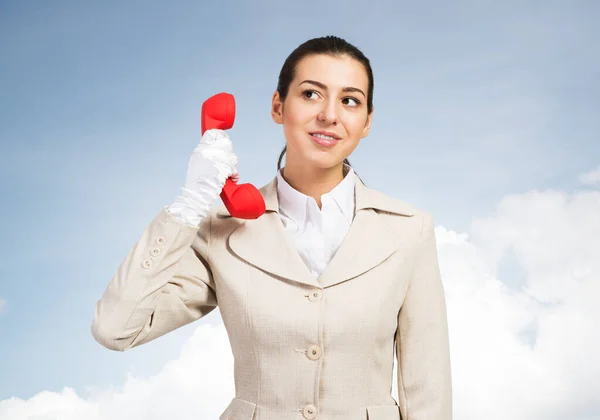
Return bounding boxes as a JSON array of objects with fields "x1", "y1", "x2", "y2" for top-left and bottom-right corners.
[{"x1": 92, "y1": 35, "x2": 452, "y2": 420}]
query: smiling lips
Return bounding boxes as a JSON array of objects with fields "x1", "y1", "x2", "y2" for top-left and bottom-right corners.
[
  {"x1": 310, "y1": 131, "x2": 340, "y2": 140},
  {"x1": 309, "y1": 131, "x2": 341, "y2": 147}
]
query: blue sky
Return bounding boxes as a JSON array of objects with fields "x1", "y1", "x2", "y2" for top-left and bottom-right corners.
[{"x1": 1, "y1": 1, "x2": 599, "y2": 418}]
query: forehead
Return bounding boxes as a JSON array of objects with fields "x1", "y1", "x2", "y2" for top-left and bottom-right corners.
[{"x1": 293, "y1": 54, "x2": 368, "y2": 90}]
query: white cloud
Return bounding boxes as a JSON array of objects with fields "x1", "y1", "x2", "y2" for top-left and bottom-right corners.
[
  {"x1": 1, "y1": 172, "x2": 599, "y2": 420},
  {"x1": 441, "y1": 179, "x2": 600, "y2": 419},
  {"x1": 0, "y1": 325, "x2": 235, "y2": 420},
  {"x1": 580, "y1": 166, "x2": 600, "y2": 185}
]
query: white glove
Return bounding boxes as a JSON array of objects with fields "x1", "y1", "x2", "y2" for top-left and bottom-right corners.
[{"x1": 166, "y1": 129, "x2": 239, "y2": 227}]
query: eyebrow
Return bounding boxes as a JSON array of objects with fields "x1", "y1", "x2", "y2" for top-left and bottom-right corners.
[{"x1": 298, "y1": 79, "x2": 366, "y2": 98}]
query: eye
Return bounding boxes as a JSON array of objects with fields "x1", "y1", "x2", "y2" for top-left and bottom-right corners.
[
  {"x1": 302, "y1": 89, "x2": 319, "y2": 100},
  {"x1": 342, "y1": 97, "x2": 361, "y2": 107}
]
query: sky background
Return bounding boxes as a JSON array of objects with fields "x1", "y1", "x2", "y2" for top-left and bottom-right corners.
[{"x1": 1, "y1": 0, "x2": 599, "y2": 419}]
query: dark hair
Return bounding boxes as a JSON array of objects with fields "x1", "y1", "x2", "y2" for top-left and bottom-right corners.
[{"x1": 275, "y1": 35, "x2": 374, "y2": 183}]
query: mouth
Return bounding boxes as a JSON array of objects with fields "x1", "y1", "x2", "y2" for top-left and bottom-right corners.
[
  {"x1": 309, "y1": 131, "x2": 341, "y2": 141},
  {"x1": 309, "y1": 132, "x2": 341, "y2": 147}
]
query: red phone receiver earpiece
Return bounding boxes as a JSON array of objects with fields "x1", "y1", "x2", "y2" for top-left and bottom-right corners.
[{"x1": 201, "y1": 92, "x2": 236, "y2": 133}]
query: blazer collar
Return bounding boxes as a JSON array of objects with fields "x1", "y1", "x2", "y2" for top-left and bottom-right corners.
[{"x1": 216, "y1": 172, "x2": 416, "y2": 289}]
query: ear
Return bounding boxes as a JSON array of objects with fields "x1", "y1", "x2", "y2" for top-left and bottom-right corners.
[
  {"x1": 271, "y1": 91, "x2": 283, "y2": 124},
  {"x1": 361, "y1": 108, "x2": 374, "y2": 138}
]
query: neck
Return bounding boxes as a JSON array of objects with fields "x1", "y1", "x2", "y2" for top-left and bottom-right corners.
[{"x1": 281, "y1": 162, "x2": 347, "y2": 209}]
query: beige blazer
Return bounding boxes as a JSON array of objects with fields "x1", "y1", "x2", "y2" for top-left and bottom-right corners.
[{"x1": 91, "y1": 173, "x2": 452, "y2": 420}]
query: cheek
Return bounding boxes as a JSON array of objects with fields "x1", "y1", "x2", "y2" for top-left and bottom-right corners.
[
  {"x1": 282, "y1": 107, "x2": 313, "y2": 139},
  {"x1": 282, "y1": 102, "x2": 301, "y2": 125},
  {"x1": 281, "y1": 118, "x2": 305, "y2": 151},
  {"x1": 345, "y1": 115, "x2": 368, "y2": 136}
]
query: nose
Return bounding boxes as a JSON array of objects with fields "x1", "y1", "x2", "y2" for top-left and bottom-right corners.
[{"x1": 317, "y1": 99, "x2": 338, "y2": 125}]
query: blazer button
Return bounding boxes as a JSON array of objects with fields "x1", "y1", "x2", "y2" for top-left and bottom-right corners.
[
  {"x1": 150, "y1": 247, "x2": 161, "y2": 256},
  {"x1": 308, "y1": 289, "x2": 322, "y2": 302},
  {"x1": 155, "y1": 236, "x2": 167, "y2": 245},
  {"x1": 306, "y1": 345, "x2": 322, "y2": 360},
  {"x1": 142, "y1": 259, "x2": 153, "y2": 269},
  {"x1": 302, "y1": 404, "x2": 318, "y2": 419}
]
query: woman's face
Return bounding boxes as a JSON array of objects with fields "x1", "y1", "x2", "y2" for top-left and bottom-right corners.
[{"x1": 271, "y1": 54, "x2": 372, "y2": 172}]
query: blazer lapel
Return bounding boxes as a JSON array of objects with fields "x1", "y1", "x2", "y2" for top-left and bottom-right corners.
[
  {"x1": 216, "y1": 173, "x2": 417, "y2": 289},
  {"x1": 218, "y1": 177, "x2": 320, "y2": 288}
]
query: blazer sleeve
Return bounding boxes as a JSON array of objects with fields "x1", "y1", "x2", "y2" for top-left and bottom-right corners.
[
  {"x1": 91, "y1": 207, "x2": 218, "y2": 352},
  {"x1": 396, "y1": 212, "x2": 452, "y2": 419}
]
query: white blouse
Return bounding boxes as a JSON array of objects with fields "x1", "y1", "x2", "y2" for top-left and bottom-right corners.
[{"x1": 275, "y1": 165, "x2": 356, "y2": 280}]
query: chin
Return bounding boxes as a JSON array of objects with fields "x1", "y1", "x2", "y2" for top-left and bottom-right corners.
[{"x1": 303, "y1": 153, "x2": 345, "y2": 170}]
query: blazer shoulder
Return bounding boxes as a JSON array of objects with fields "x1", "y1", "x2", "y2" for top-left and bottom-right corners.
[
  {"x1": 369, "y1": 189, "x2": 438, "y2": 239},
  {"x1": 368, "y1": 188, "x2": 427, "y2": 219}
]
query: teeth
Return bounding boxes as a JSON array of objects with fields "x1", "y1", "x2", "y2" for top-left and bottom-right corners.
[{"x1": 313, "y1": 133, "x2": 336, "y2": 141}]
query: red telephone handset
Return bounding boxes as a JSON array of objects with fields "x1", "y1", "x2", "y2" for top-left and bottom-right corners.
[{"x1": 201, "y1": 92, "x2": 266, "y2": 219}]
